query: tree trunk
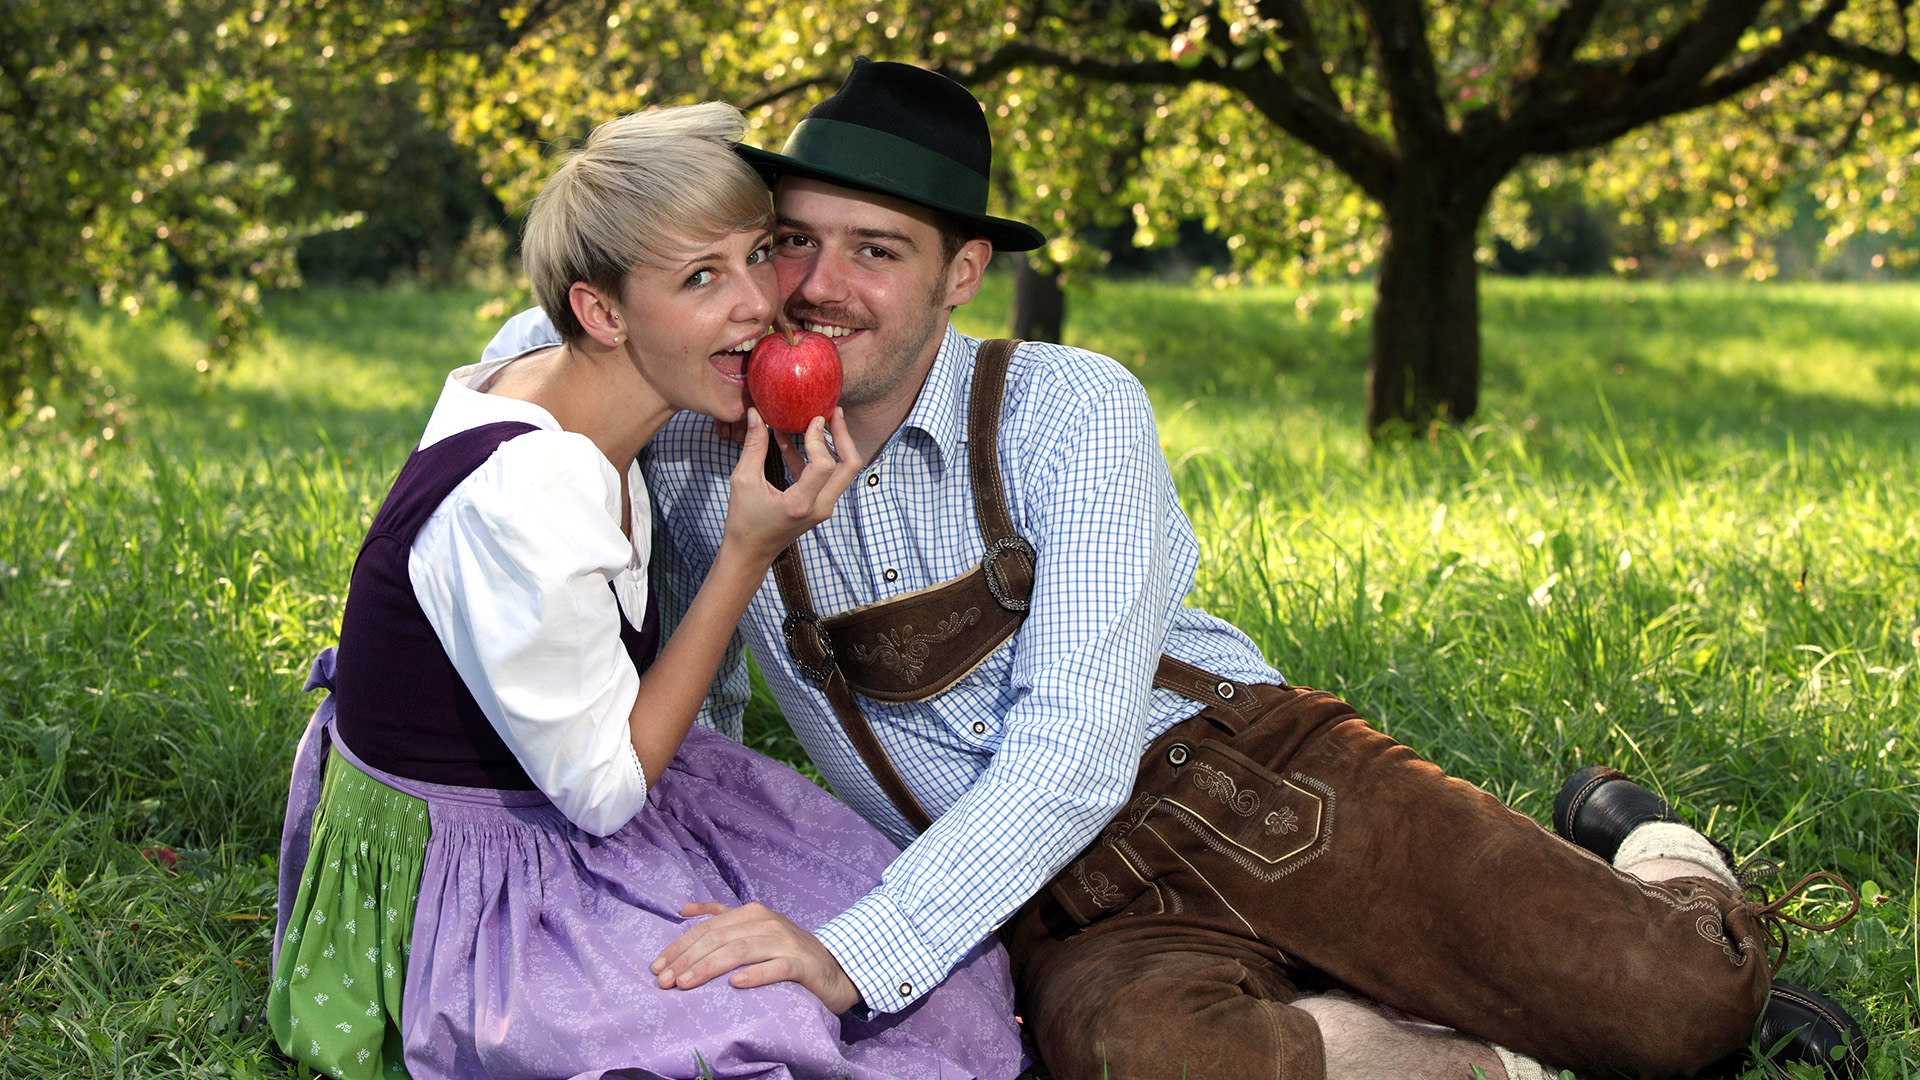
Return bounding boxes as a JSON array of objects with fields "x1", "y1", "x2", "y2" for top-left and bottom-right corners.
[
  {"x1": 1367, "y1": 171, "x2": 1492, "y2": 436},
  {"x1": 1008, "y1": 252, "x2": 1065, "y2": 343}
]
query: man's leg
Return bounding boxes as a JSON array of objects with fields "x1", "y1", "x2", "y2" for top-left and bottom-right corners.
[
  {"x1": 1014, "y1": 684, "x2": 1775, "y2": 1080},
  {"x1": 1010, "y1": 919, "x2": 1522, "y2": 1080},
  {"x1": 1557, "y1": 766, "x2": 1868, "y2": 1075},
  {"x1": 1294, "y1": 995, "x2": 1513, "y2": 1080}
]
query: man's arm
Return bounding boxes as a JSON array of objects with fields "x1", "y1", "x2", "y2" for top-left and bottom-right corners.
[{"x1": 656, "y1": 351, "x2": 1185, "y2": 1012}]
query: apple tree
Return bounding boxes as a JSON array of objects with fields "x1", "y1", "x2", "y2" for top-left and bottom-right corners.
[
  {"x1": 0, "y1": 0, "x2": 336, "y2": 415},
  {"x1": 326, "y1": 0, "x2": 1916, "y2": 434}
]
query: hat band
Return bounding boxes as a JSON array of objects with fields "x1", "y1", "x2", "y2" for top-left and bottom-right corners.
[{"x1": 781, "y1": 118, "x2": 989, "y2": 214}]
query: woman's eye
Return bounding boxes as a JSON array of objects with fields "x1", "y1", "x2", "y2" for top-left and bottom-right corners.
[
  {"x1": 686, "y1": 268, "x2": 717, "y2": 288},
  {"x1": 747, "y1": 244, "x2": 772, "y2": 264}
]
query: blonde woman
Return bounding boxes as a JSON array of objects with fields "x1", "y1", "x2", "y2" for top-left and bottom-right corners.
[{"x1": 266, "y1": 103, "x2": 1022, "y2": 1080}]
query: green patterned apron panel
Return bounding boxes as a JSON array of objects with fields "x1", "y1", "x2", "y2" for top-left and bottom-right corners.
[{"x1": 269, "y1": 749, "x2": 430, "y2": 1079}]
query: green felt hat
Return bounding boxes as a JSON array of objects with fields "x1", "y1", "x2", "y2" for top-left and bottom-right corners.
[{"x1": 734, "y1": 58, "x2": 1046, "y2": 252}]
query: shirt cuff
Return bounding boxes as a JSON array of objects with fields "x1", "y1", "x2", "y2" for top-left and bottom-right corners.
[{"x1": 812, "y1": 890, "x2": 950, "y2": 1014}]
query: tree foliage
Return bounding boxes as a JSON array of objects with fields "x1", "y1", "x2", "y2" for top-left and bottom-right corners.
[
  {"x1": 8, "y1": 0, "x2": 1918, "y2": 432},
  {"x1": 0, "y1": 0, "x2": 327, "y2": 412},
  {"x1": 333, "y1": 0, "x2": 1915, "y2": 431}
]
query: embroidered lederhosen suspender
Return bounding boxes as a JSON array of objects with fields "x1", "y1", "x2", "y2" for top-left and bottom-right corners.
[{"x1": 766, "y1": 338, "x2": 1251, "y2": 833}]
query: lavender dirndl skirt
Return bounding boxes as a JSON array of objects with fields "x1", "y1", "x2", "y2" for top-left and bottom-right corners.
[{"x1": 273, "y1": 650, "x2": 1023, "y2": 1080}]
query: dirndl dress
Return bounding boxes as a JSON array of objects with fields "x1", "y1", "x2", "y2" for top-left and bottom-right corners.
[
  {"x1": 267, "y1": 393, "x2": 1021, "y2": 1079},
  {"x1": 269, "y1": 651, "x2": 1021, "y2": 1080}
]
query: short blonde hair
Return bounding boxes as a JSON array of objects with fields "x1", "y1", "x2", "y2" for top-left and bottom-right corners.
[{"x1": 523, "y1": 102, "x2": 773, "y2": 342}]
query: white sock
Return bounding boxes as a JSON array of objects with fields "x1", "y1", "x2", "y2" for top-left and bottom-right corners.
[
  {"x1": 1492, "y1": 1043, "x2": 1555, "y2": 1080},
  {"x1": 1613, "y1": 820, "x2": 1737, "y2": 891}
]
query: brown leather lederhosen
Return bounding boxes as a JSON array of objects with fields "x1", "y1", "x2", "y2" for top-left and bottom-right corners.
[
  {"x1": 762, "y1": 338, "x2": 1778, "y2": 1080},
  {"x1": 762, "y1": 338, "x2": 1246, "y2": 834}
]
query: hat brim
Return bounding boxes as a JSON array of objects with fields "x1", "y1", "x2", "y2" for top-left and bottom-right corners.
[{"x1": 734, "y1": 143, "x2": 1046, "y2": 253}]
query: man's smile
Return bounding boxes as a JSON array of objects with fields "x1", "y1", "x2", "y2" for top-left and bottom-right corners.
[{"x1": 799, "y1": 322, "x2": 859, "y2": 339}]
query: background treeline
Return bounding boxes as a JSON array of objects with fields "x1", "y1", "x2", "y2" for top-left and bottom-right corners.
[{"x1": 5, "y1": 0, "x2": 1917, "y2": 436}]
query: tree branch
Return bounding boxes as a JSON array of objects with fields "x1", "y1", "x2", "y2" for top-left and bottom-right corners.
[
  {"x1": 738, "y1": 74, "x2": 841, "y2": 113},
  {"x1": 1253, "y1": 0, "x2": 1342, "y2": 106},
  {"x1": 1505, "y1": 0, "x2": 1852, "y2": 155},
  {"x1": 1506, "y1": 0, "x2": 1607, "y2": 123},
  {"x1": 1692, "y1": 0, "x2": 1854, "y2": 100},
  {"x1": 947, "y1": 42, "x2": 1398, "y2": 200},
  {"x1": 1531, "y1": 0, "x2": 1608, "y2": 69},
  {"x1": 1352, "y1": 0, "x2": 1449, "y2": 152},
  {"x1": 1808, "y1": 27, "x2": 1920, "y2": 82}
]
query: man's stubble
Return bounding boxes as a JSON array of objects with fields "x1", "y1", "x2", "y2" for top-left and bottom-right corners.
[{"x1": 786, "y1": 272, "x2": 953, "y2": 410}]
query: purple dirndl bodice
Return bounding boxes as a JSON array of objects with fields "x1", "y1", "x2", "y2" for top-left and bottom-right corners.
[
  {"x1": 275, "y1": 420, "x2": 1023, "y2": 1080},
  {"x1": 330, "y1": 421, "x2": 658, "y2": 790}
]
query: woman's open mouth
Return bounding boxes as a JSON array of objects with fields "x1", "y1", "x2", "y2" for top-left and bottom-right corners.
[{"x1": 709, "y1": 335, "x2": 759, "y2": 383}]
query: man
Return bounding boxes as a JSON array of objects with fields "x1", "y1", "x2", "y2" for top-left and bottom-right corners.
[{"x1": 485, "y1": 60, "x2": 1864, "y2": 1079}]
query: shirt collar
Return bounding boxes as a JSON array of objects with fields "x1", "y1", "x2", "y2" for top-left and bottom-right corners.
[
  {"x1": 418, "y1": 358, "x2": 564, "y2": 449},
  {"x1": 890, "y1": 325, "x2": 978, "y2": 474}
]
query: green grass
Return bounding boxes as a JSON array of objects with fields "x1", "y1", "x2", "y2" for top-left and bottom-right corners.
[{"x1": 3, "y1": 275, "x2": 1917, "y2": 1077}]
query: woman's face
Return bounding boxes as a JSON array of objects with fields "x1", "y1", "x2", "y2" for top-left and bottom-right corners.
[{"x1": 615, "y1": 225, "x2": 776, "y2": 421}]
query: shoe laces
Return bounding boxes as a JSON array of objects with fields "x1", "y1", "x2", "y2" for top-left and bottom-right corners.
[{"x1": 1740, "y1": 861, "x2": 1861, "y2": 971}]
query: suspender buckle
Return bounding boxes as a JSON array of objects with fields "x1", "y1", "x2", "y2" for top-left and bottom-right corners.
[
  {"x1": 981, "y1": 535, "x2": 1037, "y2": 613},
  {"x1": 782, "y1": 610, "x2": 836, "y2": 686}
]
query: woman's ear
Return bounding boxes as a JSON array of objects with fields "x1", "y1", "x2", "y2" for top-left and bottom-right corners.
[{"x1": 569, "y1": 281, "x2": 627, "y2": 347}]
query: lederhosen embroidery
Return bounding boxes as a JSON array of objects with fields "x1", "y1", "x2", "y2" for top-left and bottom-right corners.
[{"x1": 766, "y1": 339, "x2": 1250, "y2": 833}]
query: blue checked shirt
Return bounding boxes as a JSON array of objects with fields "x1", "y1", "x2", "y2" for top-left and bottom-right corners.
[{"x1": 483, "y1": 315, "x2": 1285, "y2": 1013}]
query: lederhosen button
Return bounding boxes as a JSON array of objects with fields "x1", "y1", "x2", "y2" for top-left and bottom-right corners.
[
  {"x1": 1216, "y1": 680, "x2": 1237, "y2": 701},
  {"x1": 1166, "y1": 743, "x2": 1190, "y2": 767}
]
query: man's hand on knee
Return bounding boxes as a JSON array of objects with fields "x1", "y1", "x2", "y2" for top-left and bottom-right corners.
[{"x1": 651, "y1": 901, "x2": 862, "y2": 1015}]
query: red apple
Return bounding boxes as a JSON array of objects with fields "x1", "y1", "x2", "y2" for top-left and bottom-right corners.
[{"x1": 747, "y1": 327, "x2": 843, "y2": 434}]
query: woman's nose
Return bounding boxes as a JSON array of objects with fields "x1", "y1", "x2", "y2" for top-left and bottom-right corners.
[{"x1": 739, "y1": 271, "x2": 776, "y2": 324}]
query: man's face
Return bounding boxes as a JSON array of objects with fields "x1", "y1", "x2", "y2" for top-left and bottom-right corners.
[{"x1": 771, "y1": 177, "x2": 986, "y2": 411}]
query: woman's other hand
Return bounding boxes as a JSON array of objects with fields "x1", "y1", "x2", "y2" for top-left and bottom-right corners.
[{"x1": 720, "y1": 407, "x2": 864, "y2": 563}]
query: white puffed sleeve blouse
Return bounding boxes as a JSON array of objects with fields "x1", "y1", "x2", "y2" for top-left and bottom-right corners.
[{"x1": 405, "y1": 356, "x2": 653, "y2": 837}]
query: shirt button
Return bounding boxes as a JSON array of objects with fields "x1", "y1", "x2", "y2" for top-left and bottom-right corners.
[
  {"x1": 865, "y1": 473, "x2": 880, "y2": 487},
  {"x1": 884, "y1": 568, "x2": 899, "y2": 582},
  {"x1": 898, "y1": 981, "x2": 913, "y2": 998},
  {"x1": 971, "y1": 721, "x2": 986, "y2": 735}
]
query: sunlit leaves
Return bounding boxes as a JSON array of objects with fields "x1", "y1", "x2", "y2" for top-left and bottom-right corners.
[
  {"x1": 12, "y1": 0, "x2": 1917, "y2": 427},
  {"x1": 3, "y1": 0, "x2": 344, "y2": 412}
]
